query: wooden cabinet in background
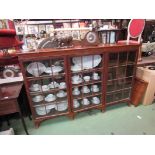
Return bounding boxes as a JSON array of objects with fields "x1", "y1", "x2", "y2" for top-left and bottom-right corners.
[{"x1": 18, "y1": 43, "x2": 140, "y2": 128}]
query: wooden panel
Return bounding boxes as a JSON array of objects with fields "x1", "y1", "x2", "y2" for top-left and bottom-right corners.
[
  {"x1": 131, "y1": 77, "x2": 148, "y2": 106},
  {"x1": 0, "y1": 99, "x2": 18, "y2": 116}
]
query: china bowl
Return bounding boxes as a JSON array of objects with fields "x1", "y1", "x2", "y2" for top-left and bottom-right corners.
[
  {"x1": 45, "y1": 94, "x2": 56, "y2": 102},
  {"x1": 32, "y1": 95, "x2": 44, "y2": 102}
]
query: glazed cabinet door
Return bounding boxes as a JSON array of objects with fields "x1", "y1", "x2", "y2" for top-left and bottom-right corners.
[
  {"x1": 68, "y1": 53, "x2": 104, "y2": 114},
  {"x1": 20, "y1": 56, "x2": 71, "y2": 119},
  {"x1": 106, "y1": 51, "x2": 137, "y2": 105}
]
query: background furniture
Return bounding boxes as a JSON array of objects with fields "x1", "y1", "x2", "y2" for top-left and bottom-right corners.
[
  {"x1": 136, "y1": 66, "x2": 155, "y2": 105},
  {"x1": 131, "y1": 77, "x2": 148, "y2": 106},
  {"x1": 0, "y1": 82, "x2": 29, "y2": 134},
  {"x1": 118, "y1": 19, "x2": 145, "y2": 61},
  {"x1": 18, "y1": 43, "x2": 140, "y2": 128}
]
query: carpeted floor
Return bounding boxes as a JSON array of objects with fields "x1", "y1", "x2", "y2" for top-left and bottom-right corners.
[{"x1": 1, "y1": 103, "x2": 155, "y2": 135}]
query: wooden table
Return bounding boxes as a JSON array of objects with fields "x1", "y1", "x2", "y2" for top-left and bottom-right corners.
[{"x1": 0, "y1": 82, "x2": 29, "y2": 135}]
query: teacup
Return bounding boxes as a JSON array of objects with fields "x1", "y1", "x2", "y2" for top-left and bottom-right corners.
[
  {"x1": 45, "y1": 94, "x2": 56, "y2": 102},
  {"x1": 72, "y1": 87, "x2": 80, "y2": 95},
  {"x1": 30, "y1": 84, "x2": 41, "y2": 92},
  {"x1": 72, "y1": 75, "x2": 82, "y2": 82},
  {"x1": 92, "y1": 72, "x2": 100, "y2": 80},
  {"x1": 42, "y1": 85, "x2": 49, "y2": 91},
  {"x1": 83, "y1": 76, "x2": 90, "y2": 82},
  {"x1": 92, "y1": 97, "x2": 100, "y2": 104},
  {"x1": 32, "y1": 95, "x2": 44, "y2": 102},
  {"x1": 49, "y1": 81, "x2": 59, "y2": 89},
  {"x1": 59, "y1": 82, "x2": 66, "y2": 89},
  {"x1": 57, "y1": 90, "x2": 67, "y2": 98},
  {"x1": 91, "y1": 85, "x2": 99, "y2": 92},
  {"x1": 82, "y1": 86, "x2": 90, "y2": 94},
  {"x1": 81, "y1": 98, "x2": 90, "y2": 106},
  {"x1": 73, "y1": 99, "x2": 80, "y2": 108}
]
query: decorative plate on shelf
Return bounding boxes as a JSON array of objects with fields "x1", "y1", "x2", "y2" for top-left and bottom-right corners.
[
  {"x1": 27, "y1": 62, "x2": 46, "y2": 77},
  {"x1": 72, "y1": 55, "x2": 102, "y2": 69}
]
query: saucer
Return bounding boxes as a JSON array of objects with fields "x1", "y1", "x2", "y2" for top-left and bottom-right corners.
[
  {"x1": 91, "y1": 88, "x2": 99, "y2": 92},
  {"x1": 56, "y1": 91, "x2": 67, "y2": 98},
  {"x1": 72, "y1": 79, "x2": 83, "y2": 84},
  {"x1": 82, "y1": 89, "x2": 90, "y2": 94},
  {"x1": 72, "y1": 91, "x2": 80, "y2": 96},
  {"x1": 81, "y1": 100, "x2": 90, "y2": 106},
  {"x1": 92, "y1": 99, "x2": 100, "y2": 104}
]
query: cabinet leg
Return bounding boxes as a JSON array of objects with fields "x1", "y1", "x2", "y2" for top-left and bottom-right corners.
[
  {"x1": 127, "y1": 101, "x2": 131, "y2": 106},
  {"x1": 19, "y1": 112, "x2": 29, "y2": 135},
  {"x1": 34, "y1": 121, "x2": 40, "y2": 129}
]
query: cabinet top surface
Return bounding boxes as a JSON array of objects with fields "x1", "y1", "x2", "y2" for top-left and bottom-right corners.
[{"x1": 17, "y1": 43, "x2": 140, "y2": 59}]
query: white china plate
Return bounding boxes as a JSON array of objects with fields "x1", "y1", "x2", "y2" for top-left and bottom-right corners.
[
  {"x1": 72, "y1": 55, "x2": 102, "y2": 69},
  {"x1": 27, "y1": 62, "x2": 46, "y2": 77},
  {"x1": 71, "y1": 65, "x2": 82, "y2": 72},
  {"x1": 45, "y1": 66, "x2": 63, "y2": 74}
]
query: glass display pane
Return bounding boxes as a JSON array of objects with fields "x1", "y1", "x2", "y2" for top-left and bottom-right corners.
[
  {"x1": 123, "y1": 89, "x2": 131, "y2": 99},
  {"x1": 124, "y1": 77, "x2": 133, "y2": 88},
  {"x1": 119, "y1": 52, "x2": 128, "y2": 65},
  {"x1": 126, "y1": 65, "x2": 134, "y2": 77},
  {"x1": 128, "y1": 51, "x2": 136, "y2": 63},
  {"x1": 106, "y1": 93, "x2": 114, "y2": 103},
  {"x1": 108, "y1": 67, "x2": 116, "y2": 80},
  {"x1": 117, "y1": 66, "x2": 126, "y2": 78},
  {"x1": 107, "y1": 79, "x2": 124, "y2": 92},
  {"x1": 114, "y1": 91, "x2": 123, "y2": 101},
  {"x1": 109, "y1": 53, "x2": 118, "y2": 66}
]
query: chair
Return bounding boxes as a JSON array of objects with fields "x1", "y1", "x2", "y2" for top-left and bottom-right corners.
[{"x1": 118, "y1": 19, "x2": 145, "y2": 61}]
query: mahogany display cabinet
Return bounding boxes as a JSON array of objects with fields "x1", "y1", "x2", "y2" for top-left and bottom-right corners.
[{"x1": 18, "y1": 43, "x2": 140, "y2": 128}]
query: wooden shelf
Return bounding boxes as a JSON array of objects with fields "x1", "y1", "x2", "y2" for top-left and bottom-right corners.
[
  {"x1": 71, "y1": 67, "x2": 103, "y2": 74},
  {"x1": 26, "y1": 73, "x2": 65, "y2": 81},
  {"x1": 30, "y1": 87, "x2": 67, "y2": 96},
  {"x1": 73, "y1": 92, "x2": 102, "y2": 100},
  {"x1": 74, "y1": 104, "x2": 102, "y2": 113},
  {"x1": 72, "y1": 80, "x2": 102, "y2": 88}
]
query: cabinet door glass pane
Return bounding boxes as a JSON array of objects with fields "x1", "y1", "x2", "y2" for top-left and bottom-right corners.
[
  {"x1": 119, "y1": 52, "x2": 127, "y2": 65},
  {"x1": 124, "y1": 77, "x2": 133, "y2": 88},
  {"x1": 109, "y1": 53, "x2": 118, "y2": 66},
  {"x1": 123, "y1": 89, "x2": 131, "y2": 99},
  {"x1": 126, "y1": 65, "x2": 134, "y2": 77},
  {"x1": 128, "y1": 51, "x2": 136, "y2": 63}
]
